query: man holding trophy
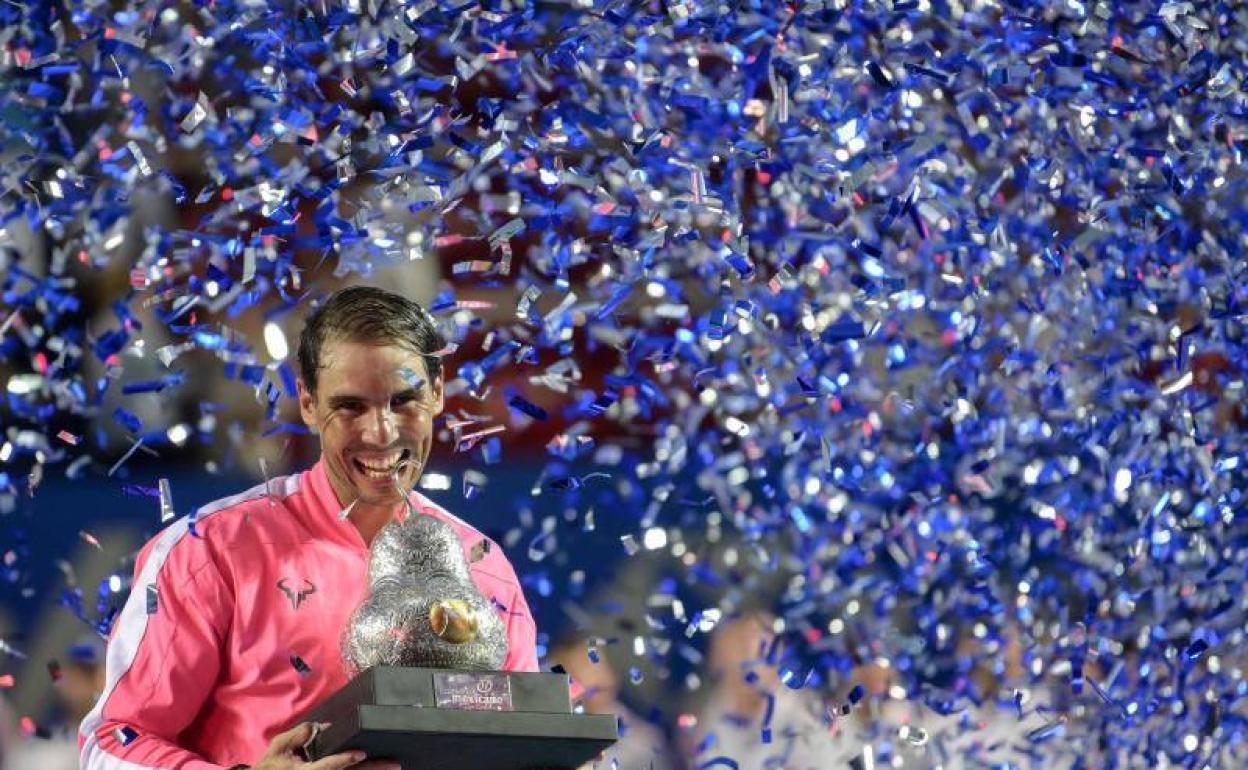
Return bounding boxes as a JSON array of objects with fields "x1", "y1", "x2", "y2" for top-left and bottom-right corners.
[{"x1": 78, "y1": 287, "x2": 568, "y2": 769}]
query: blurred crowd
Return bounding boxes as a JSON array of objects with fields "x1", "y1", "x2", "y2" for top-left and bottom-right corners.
[
  {"x1": 0, "y1": 636, "x2": 104, "y2": 770},
  {"x1": 4, "y1": 536, "x2": 1238, "y2": 770},
  {"x1": 544, "y1": 613, "x2": 1085, "y2": 770},
  {"x1": 0, "y1": 614, "x2": 1065, "y2": 770}
]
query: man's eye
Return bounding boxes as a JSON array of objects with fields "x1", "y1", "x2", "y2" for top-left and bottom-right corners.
[
  {"x1": 337, "y1": 402, "x2": 365, "y2": 412},
  {"x1": 391, "y1": 394, "x2": 418, "y2": 408}
]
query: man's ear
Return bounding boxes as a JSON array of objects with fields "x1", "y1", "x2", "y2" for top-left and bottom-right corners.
[
  {"x1": 430, "y1": 375, "x2": 445, "y2": 415},
  {"x1": 297, "y1": 379, "x2": 319, "y2": 433}
]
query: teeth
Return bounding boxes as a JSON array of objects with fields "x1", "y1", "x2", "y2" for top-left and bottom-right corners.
[{"x1": 356, "y1": 451, "x2": 405, "y2": 474}]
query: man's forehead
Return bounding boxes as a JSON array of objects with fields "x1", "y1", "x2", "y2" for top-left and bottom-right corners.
[
  {"x1": 319, "y1": 338, "x2": 431, "y2": 367},
  {"x1": 317, "y1": 341, "x2": 434, "y2": 385},
  {"x1": 318, "y1": 373, "x2": 432, "y2": 404}
]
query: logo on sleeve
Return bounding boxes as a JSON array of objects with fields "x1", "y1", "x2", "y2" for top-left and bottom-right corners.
[{"x1": 277, "y1": 578, "x2": 317, "y2": 610}]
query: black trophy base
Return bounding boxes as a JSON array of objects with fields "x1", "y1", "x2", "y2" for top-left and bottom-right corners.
[{"x1": 290, "y1": 666, "x2": 618, "y2": 770}]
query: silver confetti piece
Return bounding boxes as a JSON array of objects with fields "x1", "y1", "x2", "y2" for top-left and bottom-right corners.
[
  {"x1": 158, "y1": 478, "x2": 175, "y2": 523},
  {"x1": 180, "y1": 92, "x2": 211, "y2": 133}
]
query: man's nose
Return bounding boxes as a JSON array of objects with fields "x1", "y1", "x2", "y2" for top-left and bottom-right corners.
[{"x1": 361, "y1": 406, "x2": 398, "y2": 445}]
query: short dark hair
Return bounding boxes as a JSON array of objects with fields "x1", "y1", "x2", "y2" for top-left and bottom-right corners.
[{"x1": 297, "y1": 286, "x2": 446, "y2": 394}]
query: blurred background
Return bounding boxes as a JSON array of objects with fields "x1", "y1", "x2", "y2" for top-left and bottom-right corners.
[{"x1": 4, "y1": 1, "x2": 1247, "y2": 769}]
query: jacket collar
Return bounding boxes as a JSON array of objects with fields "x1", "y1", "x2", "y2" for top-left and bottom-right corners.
[{"x1": 303, "y1": 458, "x2": 412, "y2": 549}]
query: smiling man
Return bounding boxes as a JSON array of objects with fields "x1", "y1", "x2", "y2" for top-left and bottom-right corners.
[{"x1": 79, "y1": 286, "x2": 539, "y2": 770}]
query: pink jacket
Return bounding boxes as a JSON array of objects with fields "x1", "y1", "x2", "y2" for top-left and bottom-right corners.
[{"x1": 79, "y1": 460, "x2": 539, "y2": 769}]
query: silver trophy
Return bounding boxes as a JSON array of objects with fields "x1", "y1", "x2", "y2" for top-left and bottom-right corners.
[
  {"x1": 297, "y1": 477, "x2": 616, "y2": 769},
  {"x1": 342, "y1": 503, "x2": 508, "y2": 672}
]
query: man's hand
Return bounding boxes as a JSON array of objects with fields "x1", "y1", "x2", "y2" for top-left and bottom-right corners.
[{"x1": 249, "y1": 721, "x2": 401, "y2": 770}]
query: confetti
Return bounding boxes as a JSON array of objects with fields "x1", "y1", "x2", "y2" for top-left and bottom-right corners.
[
  {"x1": 848, "y1": 745, "x2": 876, "y2": 770},
  {"x1": 19, "y1": 715, "x2": 38, "y2": 738},
  {"x1": 158, "y1": 478, "x2": 176, "y2": 523},
  {"x1": 2, "y1": 1, "x2": 1247, "y2": 768},
  {"x1": 463, "y1": 470, "x2": 488, "y2": 502},
  {"x1": 1027, "y1": 719, "x2": 1067, "y2": 744},
  {"x1": 107, "y1": 438, "x2": 146, "y2": 478},
  {"x1": 0, "y1": 639, "x2": 27, "y2": 659},
  {"x1": 469, "y1": 537, "x2": 491, "y2": 563}
]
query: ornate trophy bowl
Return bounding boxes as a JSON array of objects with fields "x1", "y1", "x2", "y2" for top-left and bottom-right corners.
[
  {"x1": 291, "y1": 508, "x2": 617, "y2": 770},
  {"x1": 343, "y1": 514, "x2": 508, "y2": 672}
]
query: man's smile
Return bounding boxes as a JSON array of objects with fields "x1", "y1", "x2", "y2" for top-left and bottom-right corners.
[{"x1": 351, "y1": 448, "x2": 412, "y2": 479}]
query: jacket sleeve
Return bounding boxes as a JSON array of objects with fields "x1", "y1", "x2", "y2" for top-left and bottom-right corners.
[{"x1": 78, "y1": 519, "x2": 233, "y2": 770}]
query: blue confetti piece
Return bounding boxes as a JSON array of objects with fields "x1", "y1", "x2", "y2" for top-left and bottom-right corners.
[
  {"x1": 120, "y1": 371, "x2": 186, "y2": 394},
  {"x1": 820, "y1": 321, "x2": 867, "y2": 344},
  {"x1": 507, "y1": 394, "x2": 549, "y2": 421},
  {"x1": 1026, "y1": 720, "x2": 1066, "y2": 744},
  {"x1": 111, "y1": 408, "x2": 143, "y2": 433},
  {"x1": 761, "y1": 692, "x2": 774, "y2": 744}
]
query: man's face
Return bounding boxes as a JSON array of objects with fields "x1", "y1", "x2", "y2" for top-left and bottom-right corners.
[{"x1": 298, "y1": 338, "x2": 444, "y2": 509}]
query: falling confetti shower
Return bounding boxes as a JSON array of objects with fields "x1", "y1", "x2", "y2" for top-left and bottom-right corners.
[{"x1": 3, "y1": 1, "x2": 1248, "y2": 768}]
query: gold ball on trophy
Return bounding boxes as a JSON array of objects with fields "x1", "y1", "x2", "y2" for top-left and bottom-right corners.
[{"x1": 429, "y1": 599, "x2": 479, "y2": 645}]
